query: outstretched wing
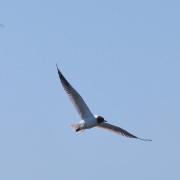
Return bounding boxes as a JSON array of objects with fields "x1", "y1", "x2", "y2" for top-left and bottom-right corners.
[
  {"x1": 56, "y1": 65, "x2": 94, "y2": 120},
  {"x1": 97, "y1": 122, "x2": 152, "y2": 141}
]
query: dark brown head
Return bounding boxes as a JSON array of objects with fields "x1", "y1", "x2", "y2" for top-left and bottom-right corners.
[{"x1": 96, "y1": 116, "x2": 107, "y2": 124}]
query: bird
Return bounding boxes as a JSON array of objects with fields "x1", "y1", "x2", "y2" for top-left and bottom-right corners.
[{"x1": 56, "y1": 65, "x2": 151, "y2": 141}]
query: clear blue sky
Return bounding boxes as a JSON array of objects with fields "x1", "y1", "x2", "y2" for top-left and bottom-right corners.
[{"x1": 0, "y1": 0, "x2": 180, "y2": 179}]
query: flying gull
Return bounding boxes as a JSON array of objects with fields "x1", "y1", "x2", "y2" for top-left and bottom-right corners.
[{"x1": 56, "y1": 65, "x2": 151, "y2": 141}]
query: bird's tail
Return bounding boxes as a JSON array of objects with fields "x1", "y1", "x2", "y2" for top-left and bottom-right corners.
[
  {"x1": 70, "y1": 123, "x2": 84, "y2": 133},
  {"x1": 70, "y1": 123, "x2": 80, "y2": 130}
]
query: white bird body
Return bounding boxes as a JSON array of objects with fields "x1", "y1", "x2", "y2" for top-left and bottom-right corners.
[
  {"x1": 56, "y1": 65, "x2": 151, "y2": 141},
  {"x1": 72, "y1": 117, "x2": 97, "y2": 130}
]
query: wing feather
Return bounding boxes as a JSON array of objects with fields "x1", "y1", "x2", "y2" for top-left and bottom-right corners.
[
  {"x1": 98, "y1": 122, "x2": 152, "y2": 141},
  {"x1": 56, "y1": 65, "x2": 94, "y2": 119}
]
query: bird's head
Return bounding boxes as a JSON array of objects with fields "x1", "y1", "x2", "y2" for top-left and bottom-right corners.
[{"x1": 96, "y1": 115, "x2": 107, "y2": 124}]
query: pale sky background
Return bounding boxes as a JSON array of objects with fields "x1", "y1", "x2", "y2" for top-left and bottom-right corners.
[{"x1": 0, "y1": 0, "x2": 180, "y2": 179}]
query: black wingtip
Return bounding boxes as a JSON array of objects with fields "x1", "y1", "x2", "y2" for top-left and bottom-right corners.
[
  {"x1": 56, "y1": 64, "x2": 70, "y2": 86},
  {"x1": 56, "y1": 64, "x2": 62, "y2": 77},
  {"x1": 56, "y1": 63, "x2": 59, "y2": 71},
  {"x1": 138, "y1": 138, "x2": 152, "y2": 142}
]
